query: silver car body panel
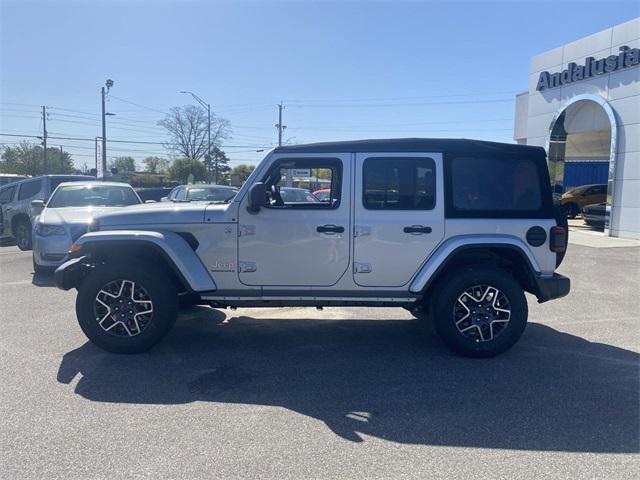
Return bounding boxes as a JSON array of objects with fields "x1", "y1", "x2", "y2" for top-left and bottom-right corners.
[
  {"x1": 97, "y1": 201, "x2": 208, "y2": 226},
  {"x1": 74, "y1": 230, "x2": 217, "y2": 292}
]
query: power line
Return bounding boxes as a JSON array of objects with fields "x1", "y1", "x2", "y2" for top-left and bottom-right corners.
[
  {"x1": 108, "y1": 95, "x2": 169, "y2": 115},
  {"x1": 288, "y1": 98, "x2": 515, "y2": 108},
  {"x1": 0, "y1": 132, "x2": 271, "y2": 148},
  {"x1": 284, "y1": 90, "x2": 520, "y2": 104}
]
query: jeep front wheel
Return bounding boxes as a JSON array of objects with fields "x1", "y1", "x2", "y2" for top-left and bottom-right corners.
[
  {"x1": 75, "y1": 261, "x2": 178, "y2": 353},
  {"x1": 432, "y1": 267, "x2": 527, "y2": 358}
]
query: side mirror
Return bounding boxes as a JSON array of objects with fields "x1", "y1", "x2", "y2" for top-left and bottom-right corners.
[
  {"x1": 160, "y1": 197, "x2": 168, "y2": 202},
  {"x1": 247, "y1": 182, "x2": 266, "y2": 213},
  {"x1": 31, "y1": 199, "x2": 45, "y2": 211}
]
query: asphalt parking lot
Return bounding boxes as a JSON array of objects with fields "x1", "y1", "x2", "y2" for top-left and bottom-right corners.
[{"x1": 0, "y1": 240, "x2": 638, "y2": 479}]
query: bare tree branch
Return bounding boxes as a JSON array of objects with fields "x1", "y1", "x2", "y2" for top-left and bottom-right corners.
[{"x1": 158, "y1": 105, "x2": 231, "y2": 162}]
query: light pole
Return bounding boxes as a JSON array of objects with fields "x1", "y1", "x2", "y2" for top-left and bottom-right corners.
[
  {"x1": 180, "y1": 91, "x2": 213, "y2": 183},
  {"x1": 101, "y1": 79, "x2": 114, "y2": 180}
]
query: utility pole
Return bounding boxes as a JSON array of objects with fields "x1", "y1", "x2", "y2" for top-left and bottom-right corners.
[
  {"x1": 59, "y1": 145, "x2": 64, "y2": 172},
  {"x1": 207, "y1": 103, "x2": 213, "y2": 184},
  {"x1": 275, "y1": 102, "x2": 286, "y2": 147},
  {"x1": 276, "y1": 103, "x2": 292, "y2": 186},
  {"x1": 101, "y1": 87, "x2": 106, "y2": 178},
  {"x1": 42, "y1": 106, "x2": 48, "y2": 174},
  {"x1": 101, "y1": 79, "x2": 114, "y2": 180}
]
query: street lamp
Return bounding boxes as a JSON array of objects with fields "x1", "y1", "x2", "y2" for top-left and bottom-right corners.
[{"x1": 180, "y1": 90, "x2": 214, "y2": 183}]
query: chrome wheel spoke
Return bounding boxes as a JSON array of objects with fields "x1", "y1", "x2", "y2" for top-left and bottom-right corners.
[
  {"x1": 453, "y1": 284, "x2": 512, "y2": 343},
  {"x1": 93, "y1": 279, "x2": 154, "y2": 338}
]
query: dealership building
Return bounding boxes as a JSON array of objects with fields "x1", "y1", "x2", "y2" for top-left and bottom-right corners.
[{"x1": 514, "y1": 17, "x2": 639, "y2": 238}]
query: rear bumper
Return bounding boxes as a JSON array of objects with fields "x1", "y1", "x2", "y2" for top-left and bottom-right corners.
[
  {"x1": 535, "y1": 273, "x2": 570, "y2": 303},
  {"x1": 54, "y1": 255, "x2": 90, "y2": 290}
]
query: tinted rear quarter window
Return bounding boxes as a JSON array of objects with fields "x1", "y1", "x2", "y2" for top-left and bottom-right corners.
[
  {"x1": 449, "y1": 156, "x2": 547, "y2": 217},
  {"x1": 363, "y1": 157, "x2": 436, "y2": 210},
  {"x1": 18, "y1": 180, "x2": 42, "y2": 200}
]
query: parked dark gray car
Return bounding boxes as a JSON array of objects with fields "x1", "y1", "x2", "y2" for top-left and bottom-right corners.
[{"x1": 0, "y1": 175, "x2": 94, "y2": 250}]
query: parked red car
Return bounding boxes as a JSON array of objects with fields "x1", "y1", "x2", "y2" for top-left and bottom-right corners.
[{"x1": 312, "y1": 188, "x2": 331, "y2": 202}]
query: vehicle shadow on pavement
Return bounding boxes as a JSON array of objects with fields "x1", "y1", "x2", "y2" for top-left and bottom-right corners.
[{"x1": 57, "y1": 308, "x2": 639, "y2": 453}]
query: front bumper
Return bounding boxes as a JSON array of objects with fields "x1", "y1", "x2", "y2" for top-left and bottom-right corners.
[
  {"x1": 54, "y1": 256, "x2": 90, "y2": 290},
  {"x1": 534, "y1": 273, "x2": 570, "y2": 303},
  {"x1": 33, "y1": 233, "x2": 72, "y2": 267}
]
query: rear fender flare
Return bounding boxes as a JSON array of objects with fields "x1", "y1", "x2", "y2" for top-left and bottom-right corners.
[{"x1": 409, "y1": 235, "x2": 541, "y2": 294}]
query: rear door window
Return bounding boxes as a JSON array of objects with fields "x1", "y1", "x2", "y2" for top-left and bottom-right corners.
[
  {"x1": 363, "y1": 157, "x2": 436, "y2": 210},
  {"x1": 17, "y1": 180, "x2": 42, "y2": 200}
]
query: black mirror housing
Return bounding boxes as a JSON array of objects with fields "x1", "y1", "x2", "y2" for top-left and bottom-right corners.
[{"x1": 247, "y1": 182, "x2": 266, "y2": 213}]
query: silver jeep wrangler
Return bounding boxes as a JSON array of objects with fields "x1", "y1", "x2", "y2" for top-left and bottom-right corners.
[{"x1": 55, "y1": 139, "x2": 570, "y2": 357}]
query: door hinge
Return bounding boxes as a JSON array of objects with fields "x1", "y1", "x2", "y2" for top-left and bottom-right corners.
[
  {"x1": 239, "y1": 225, "x2": 255, "y2": 236},
  {"x1": 353, "y1": 262, "x2": 372, "y2": 274},
  {"x1": 354, "y1": 226, "x2": 371, "y2": 237},
  {"x1": 238, "y1": 261, "x2": 257, "y2": 273}
]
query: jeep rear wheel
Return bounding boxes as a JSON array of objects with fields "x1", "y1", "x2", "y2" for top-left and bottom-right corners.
[
  {"x1": 15, "y1": 219, "x2": 32, "y2": 251},
  {"x1": 432, "y1": 267, "x2": 527, "y2": 358},
  {"x1": 76, "y1": 261, "x2": 178, "y2": 353}
]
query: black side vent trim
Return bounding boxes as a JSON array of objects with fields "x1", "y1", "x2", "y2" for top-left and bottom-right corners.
[{"x1": 177, "y1": 232, "x2": 199, "y2": 250}]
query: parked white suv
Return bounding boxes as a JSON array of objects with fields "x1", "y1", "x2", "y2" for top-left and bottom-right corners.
[{"x1": 55, "y1": 139, "x2": 570, "y2": 357}]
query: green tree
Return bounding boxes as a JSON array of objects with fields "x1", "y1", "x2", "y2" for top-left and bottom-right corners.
[
  {"x1": 0, "y1": 142, "x2": 74, "y2": 175},
  {"x1": 211, "y1": 147, "x2": 231, "y2": 184},
  {"x1": 229, "y1": 164, "x2": 256, "y2": 186},
  {"x1": 109, "y1": 156, "x2": 136, "y2": 173},
  {"x1": 167, "y1": 157, "x2": 207, "y2": 183},
  {"x1": 142, "y1": 156, "x2": 170, "y2": 174}
]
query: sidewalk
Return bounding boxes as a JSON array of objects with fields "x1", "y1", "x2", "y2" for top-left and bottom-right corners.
[{"x1": 568, "y1": 219, "x2": 640, "y2": 248}]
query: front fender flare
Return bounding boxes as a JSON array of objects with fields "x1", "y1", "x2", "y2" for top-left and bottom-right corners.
[
  {"x1": 409, "y1": 235, "x2": 541, "y2": 294},
  {"x1": 74, "y1": 230, "x2": 216, "y2": 292}
]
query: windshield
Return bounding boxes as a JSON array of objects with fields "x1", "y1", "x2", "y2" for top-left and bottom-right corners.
[
  {"x1": 47, "y1": 185, "x2": 141, "y2": 208},
  {"x1": 186, "y1": 187, "x2": 237, "y2": 202}
]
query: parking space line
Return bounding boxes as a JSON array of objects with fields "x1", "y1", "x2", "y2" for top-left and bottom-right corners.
[{"x1": 0, "y1": 280, "x2": 33, "y2": 286}]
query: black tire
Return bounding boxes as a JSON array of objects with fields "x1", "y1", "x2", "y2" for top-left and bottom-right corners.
[
  {"x1": 564, "y1": 202, "x2": 579, "y2": 219},
  {"x1": 32, "y1": 254, "x2": 52, "y2": 274},
  {"x1": 14, "y1": 219, "x2": 32, "y2": 251},
  {"x1": 75, "y1": 260, "x2": 178, "y2": 353},
  {"x1": 432, "y1": 266, "x2": 528, "y2": 358}
]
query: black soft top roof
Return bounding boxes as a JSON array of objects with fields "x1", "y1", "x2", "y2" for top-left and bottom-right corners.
[{"x1": 274, "y1": 138, "x2": 546, "y2": 157}]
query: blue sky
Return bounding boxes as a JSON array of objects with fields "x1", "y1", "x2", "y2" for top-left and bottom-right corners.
[{"x1": 1, "y1": 1, "x2": 637, "y2": 169}]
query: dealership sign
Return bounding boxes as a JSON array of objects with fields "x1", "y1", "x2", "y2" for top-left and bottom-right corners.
[{"x1": 536, "y1": 46, "x2": 639, "y2": 91}]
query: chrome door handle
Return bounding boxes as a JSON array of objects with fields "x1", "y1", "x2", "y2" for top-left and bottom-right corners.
[
  {"x1": 403, "y1": 225, "x2": 432, "y2": 234},
  {"x1": 317, "y1": 224, "x2": 344, "y2": 234}
]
